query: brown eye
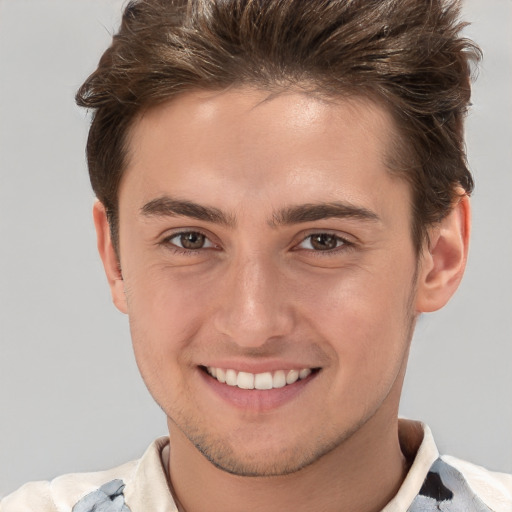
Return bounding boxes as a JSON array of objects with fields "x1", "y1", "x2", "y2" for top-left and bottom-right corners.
[
  {"x1": 309, "y1": 233, "x2": 340, "y2": 251},
  {"x1": 179, "y1": 232, "x2": 206, "y2": 249},
  {"x1": 165, "y1": 231, "x2": 215, "y2": 251},
  {"x1": 297, "y1": 233, "x2": 350, "y2": 253}
]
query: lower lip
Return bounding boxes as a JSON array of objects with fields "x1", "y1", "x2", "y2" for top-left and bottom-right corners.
[{"x1": 198, "y1": 368, "x2": 319, "y2": 412}]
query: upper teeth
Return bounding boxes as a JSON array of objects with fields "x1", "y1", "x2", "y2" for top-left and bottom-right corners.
[{"x1": 206, "y1": 367, "x2": 312, "y2": 390}]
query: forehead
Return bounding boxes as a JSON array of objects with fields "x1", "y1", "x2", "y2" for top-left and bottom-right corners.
[
  {"x1": 121, "y1": 87, "x2": 409, "y2": 224},
  {"x1": 128, "y1": 87, "x2": 395, "y2": 163}
]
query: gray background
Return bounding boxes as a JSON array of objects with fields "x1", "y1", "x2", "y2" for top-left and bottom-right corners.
[{"x1": 0, "y1": 0, "x2": 510, "y2": 497}]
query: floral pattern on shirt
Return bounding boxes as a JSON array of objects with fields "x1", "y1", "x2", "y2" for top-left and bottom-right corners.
[
  {"x1": 72, "y1": 479, "x2": 131, "y2": 512},
  {"x1": 69, "y1": 456, "x2": 496, "y2": 512},
  {"x1": 408, "y1": 458, "x2": 493, "y2": 511}
]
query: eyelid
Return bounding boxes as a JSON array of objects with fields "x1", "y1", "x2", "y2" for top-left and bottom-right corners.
[
  {"x1": 159, "y1": 228, "x2": 219, "y2": 252},
  {"x1": 172, "y1": 233, "x2": 214, "y2": 249},
  {"x1": 294, "y1": 230, "x2": 356, "y2": 253}
]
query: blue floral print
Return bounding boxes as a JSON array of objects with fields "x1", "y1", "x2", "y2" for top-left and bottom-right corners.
[
  {"x1": 72, "y1": 479, "x2": 131, "y2": 512},
  {"x1": 408, "y1": 458, "x2": 493, "y2": 511}
]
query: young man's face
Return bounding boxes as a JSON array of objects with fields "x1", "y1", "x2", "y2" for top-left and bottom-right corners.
[{"x1": 105, "y1": 88, "x2": 423, "y2": 476}]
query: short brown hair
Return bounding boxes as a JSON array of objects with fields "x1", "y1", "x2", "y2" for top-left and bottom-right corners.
[{"x1": 76, "y1": 0, "x2": 481, "y2": 253}]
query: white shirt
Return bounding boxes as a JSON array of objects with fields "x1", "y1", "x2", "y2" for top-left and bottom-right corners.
[{"x1": 1, "y1": 420, "x2": 511, "y2": 512}]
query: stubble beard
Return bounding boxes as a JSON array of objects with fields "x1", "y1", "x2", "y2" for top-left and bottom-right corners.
[
  {"x1": 168, "y1": 412, "x2": 374, "y2": 477},
  {"x1": 163, "y1": 265, "x2": 420, "y2": 478}
]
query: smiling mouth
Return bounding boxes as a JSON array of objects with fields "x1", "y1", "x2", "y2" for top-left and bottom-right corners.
[{"x1": 202, "y1": 366, "x2": 318, "y2": 390}]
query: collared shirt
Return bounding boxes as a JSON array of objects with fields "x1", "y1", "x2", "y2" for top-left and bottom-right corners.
[{"x1": 1, "y1": 420, "x2": 511, "y2": 512}]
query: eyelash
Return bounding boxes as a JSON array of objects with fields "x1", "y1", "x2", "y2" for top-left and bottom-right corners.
[
  {"x1": 160, "y1": 230, "x2": 217, "y2": 255},
  {"x1": 295, "y1": 232, "x2": 354, "y2": 256},
  {"x1": 159, "y1": 230, "x2": 355, "y2": 256}
]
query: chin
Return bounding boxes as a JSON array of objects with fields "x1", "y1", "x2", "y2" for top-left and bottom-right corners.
[
  {"x1": 197, "y1": 443, "x2": 318, "y2": 477},
  {"x1": 183, "y1": 422, "x2": 350, "y2": 478}
]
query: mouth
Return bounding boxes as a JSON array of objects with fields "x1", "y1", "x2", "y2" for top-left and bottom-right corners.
[{"x1": 201, "y1": 366, "x2": 318, "y2": 390}]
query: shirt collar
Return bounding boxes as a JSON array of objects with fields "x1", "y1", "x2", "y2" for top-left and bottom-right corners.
[
  {"x1": 382, "y1": 419, "x2": 439, "y2": 511},
  {"x1": 124, "y1": 420, "x2": 438, "y2": 512}
]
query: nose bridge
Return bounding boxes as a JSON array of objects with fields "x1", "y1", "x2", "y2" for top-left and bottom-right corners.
[{"x1": 213, "y1": 248, "x2": 292, "y2": 346}]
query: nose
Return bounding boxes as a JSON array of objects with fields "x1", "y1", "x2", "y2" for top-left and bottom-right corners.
[{"x1": 213, "y1": 252, "x2": 294, "y2": 348}]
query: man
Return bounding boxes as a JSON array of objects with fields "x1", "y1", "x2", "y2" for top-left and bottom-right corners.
[{"x1": 1, "y1": 0, "x2": 510, "y2": 511}]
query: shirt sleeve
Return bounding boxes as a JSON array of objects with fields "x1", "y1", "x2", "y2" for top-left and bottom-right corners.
[{"x1": 0, "y1": 480, "x2": 58, "y2": 512}]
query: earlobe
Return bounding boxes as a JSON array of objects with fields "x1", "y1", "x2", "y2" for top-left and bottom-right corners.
[
  {"x1": 415, "y1": 192, "x2": 471, "y2": 313},
  {"x1": 92, "y1": 201, "x2": 128, "y2": 314}
]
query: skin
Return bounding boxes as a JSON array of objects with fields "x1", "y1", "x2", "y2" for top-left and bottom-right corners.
[{"x1": 94, "y1": 88, "x2": 470, "y2": 512}]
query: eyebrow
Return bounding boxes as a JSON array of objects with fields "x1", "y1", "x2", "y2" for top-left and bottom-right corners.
[
  {"x1": 140, "y1": 196, "x2": 380, "y2": 227},
  {"x1": 141, "y1": 197, "x2": 235, "y2": 226},
  {"x1": 270, "y1": 202, "x2": 380, "y2": 226}
]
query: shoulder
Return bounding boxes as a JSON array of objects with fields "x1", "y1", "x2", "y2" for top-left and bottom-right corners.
[
  {"x1": 0, "y1": 460, "x2": 138, "y2": 512},
  {"x1": 441, "y1": 455, "x2": 512, "y2": 512},
  {"x1": 390, "y1": 421, "x2": 512, "y2": 512},
  {"x1": 0, "y1": 437, "x2": 172, "y2": 512}
]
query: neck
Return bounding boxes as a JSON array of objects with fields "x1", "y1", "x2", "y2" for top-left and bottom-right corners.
[{"x1": 167, "y1": 411, "x2": 407, "y2": 512}]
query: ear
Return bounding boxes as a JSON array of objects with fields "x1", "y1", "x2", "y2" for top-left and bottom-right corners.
[
  {"x1": 415, "y1": 192, "x2": 471, "y2": 313},
  {"x1": 93, "y1": 201, "x2": 128, "y2": 314}
]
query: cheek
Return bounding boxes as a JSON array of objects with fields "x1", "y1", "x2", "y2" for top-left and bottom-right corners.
[
  {"x1": 124, "y1": 265, "x2": 214, "y2": 369},
  {"x1": 297, "y1": 264, "x2": 415, "y2": 374},
  {"x1": 123, "y1": 266, "x2": 221, "y2": 413},
  {"x1": 302, "y1": 273, "x2": 413, "y2": 419}
]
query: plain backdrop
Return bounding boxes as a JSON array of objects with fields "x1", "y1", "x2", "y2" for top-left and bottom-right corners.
[{"x1": 0, "y1": 0, "x2": 511, "y2": 498}]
